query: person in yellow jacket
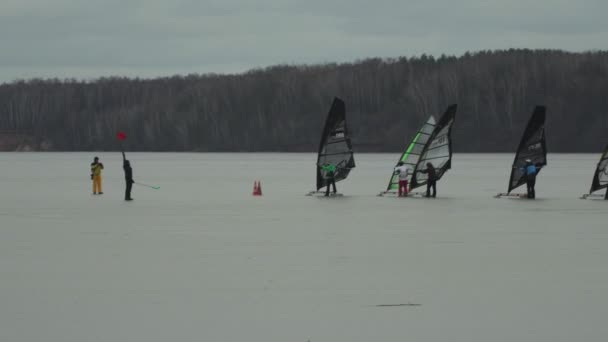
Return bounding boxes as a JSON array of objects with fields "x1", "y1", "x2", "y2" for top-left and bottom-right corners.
[{"x1": 91, "y1": 156, "x2": 104, "y2": 194}]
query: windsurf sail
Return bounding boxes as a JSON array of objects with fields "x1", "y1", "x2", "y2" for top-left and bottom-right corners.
[
  {"x1": 410, "y1": 104, "x2": 457, "y2": 190},
  {"x1": 384, "y1": 116, "x2": 436, "y2": 192},
  {"x1": 505, "y1": 106, "x2": 547, "y2": 193},
  {"x1": 315, "y1": 97, "x2": 355, "y2": 191},
  {"x1": 588, "y1": 143, "x2": 608, "y2": 194}
]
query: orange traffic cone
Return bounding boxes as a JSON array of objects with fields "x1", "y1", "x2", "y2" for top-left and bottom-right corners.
[
  {"x1": 253, "y1": 181, "x2": 262, "y2": 196},
  {"x1": 257, "y1": 181, "x2": 263, "y2": 196}
]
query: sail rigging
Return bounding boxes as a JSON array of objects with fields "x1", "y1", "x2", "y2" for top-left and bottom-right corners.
[
  {"x1": 410, "y1": 104, "x2": 457, "y2": 190},
  {"x1": 385, "y1": 116, "x2": 436, "y2": 192},
  {"x1": 589, "y1": 143, "x2": 608, "y2": 194},
  {"x1": 315, "y1": 97, "x2": 355, "y2": 191},
  {"x1": 506, "y1": 106, "x2": 547, "y2": 194}
]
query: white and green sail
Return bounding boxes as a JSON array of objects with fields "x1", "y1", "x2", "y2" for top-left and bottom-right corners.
[{"x1": 383, "y1": 115, "x2": 436, "y2": 193}]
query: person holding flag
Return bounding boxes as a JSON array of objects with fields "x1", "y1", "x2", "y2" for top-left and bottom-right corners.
[
  {"x1": 122, "y1": 151, "x2": 134, "y2": 201},
  {"x1": 117, "y1": 132, "x2": 135, "y2": 201}
]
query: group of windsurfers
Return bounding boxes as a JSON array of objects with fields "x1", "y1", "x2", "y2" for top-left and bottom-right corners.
[
  {"x1": 320, "y1": 161, "x2": 439, "y2": 198},
  {"x1": 320, "y1": 157, "x2": 606, "y2": 199},
  {"x1": 392, "y1": 158, "x2": 542, "y2": 199},
  {"x1": 392, "y1": 161, "x2": 437, "y2": 198},
  {"x1": 89, "y1": 153, "x2": 134, "y2": 201}
]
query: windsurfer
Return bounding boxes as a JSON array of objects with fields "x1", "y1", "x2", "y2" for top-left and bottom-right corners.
[
  {"x1": 603, "y1": 166, "x2": 608, "y2": 200},
  {"x1": 418, "y1": 162, "x2": 437, "y2": 198},
  {"x1": 522, "y1": 159, "x2": 539, "y2": 199},
  {"x1": 122, "y1": 151, "x2": 134, "y2": 201},
  {"x1": 394, "y1": 161, "x2": 410, "y2": 197},
  {"x1": 321, "y1": 163, "x2": 337, "y2": 196}
]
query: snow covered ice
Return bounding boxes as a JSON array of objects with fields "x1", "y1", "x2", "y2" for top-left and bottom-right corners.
[{"x1": 0, "y1": 153, "x2": 607, "y2": 342}]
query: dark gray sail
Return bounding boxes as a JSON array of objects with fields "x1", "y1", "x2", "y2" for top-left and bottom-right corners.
[
  {"x1": 507, "y1": 106, "x2": 547, "y2": 193},
  {"x1": 589, "y1": 143, "x2": 608, "y2": 194},
  {"x1": 315, "y1": 97, "x2": 355, "y2": 190}
]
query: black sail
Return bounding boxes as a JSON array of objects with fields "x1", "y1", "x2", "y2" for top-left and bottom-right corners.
[
  {"x1": 589, "y1": 143, "x2": 608, "y2": 194},
  {"x1": 507, "y1": 106, "x2": 547, "y2": 193},
  {"x1": 315, "y1": 97, "x2": 355, "y2": 190},
  {"x1": 410, "y1": 104, "x2": 457, "y2": 190}
]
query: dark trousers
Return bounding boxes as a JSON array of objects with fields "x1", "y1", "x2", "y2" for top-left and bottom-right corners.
[
  {"x1": 125, "y1": 180, "x2": 133, "y2": 200},
  {"x1": 325, "y1": 179, "x2": 337, "y2": 196},
  {"x1": 526, "y1": 176, "x2": 536, "y2": 199},
  {"x1": 605, "y1": 189, "x2": 608, "y2": 200},
  {"x1": 426, "y1": 180, "x2": 436, "y2": 198}
]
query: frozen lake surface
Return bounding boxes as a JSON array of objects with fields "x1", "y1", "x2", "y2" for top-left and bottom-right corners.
[{"x1": 0, "y1": 153, "x2": 606, "y2": 342}]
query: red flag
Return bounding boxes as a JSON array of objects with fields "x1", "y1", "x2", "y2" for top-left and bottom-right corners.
[{"x1": 116, "y1": 132, "x2": 127, "y2": 141}]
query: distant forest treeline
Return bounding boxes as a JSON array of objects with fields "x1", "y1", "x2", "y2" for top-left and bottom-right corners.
[{"x1": 1, "y1": 49, "x2": 607, "y2": 152}]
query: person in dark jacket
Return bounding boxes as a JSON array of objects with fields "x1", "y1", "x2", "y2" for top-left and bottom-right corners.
[
  {"x1": 419, "y1": 162, "x2": 437, "y2": 198},
  {"x1": 122, "y1": 151, "x2": 134, "y2": 201}
]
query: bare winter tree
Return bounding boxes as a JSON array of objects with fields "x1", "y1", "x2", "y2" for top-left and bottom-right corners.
[{"x1": 0, "y1": 49, "x2": 607, "y2": 152}]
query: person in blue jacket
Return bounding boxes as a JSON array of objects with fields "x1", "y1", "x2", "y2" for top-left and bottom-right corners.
[{"x1": 523, "y1": 159, "x2": 539, "y2": 199}]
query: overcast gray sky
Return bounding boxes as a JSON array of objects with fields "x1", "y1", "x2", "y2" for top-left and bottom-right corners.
[{"x1": 1, "y1": 0, "x2": 606, "y2": 82}]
